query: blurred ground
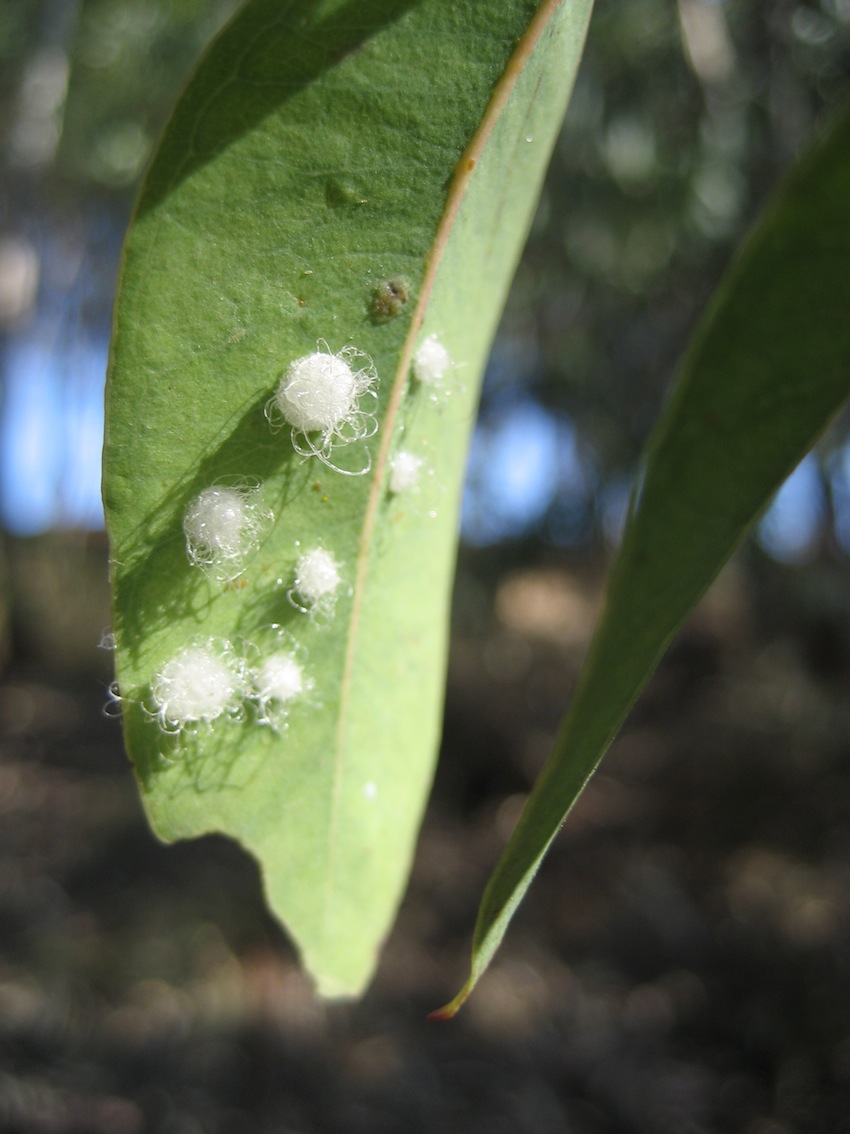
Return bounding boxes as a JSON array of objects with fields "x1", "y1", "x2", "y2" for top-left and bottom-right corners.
[{"x1": 2, "y1": 534, "x2": 850, "y2": 1134}]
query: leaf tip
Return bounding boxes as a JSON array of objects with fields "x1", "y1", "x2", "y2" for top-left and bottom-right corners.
[{"x1": 427, "y1": 979, "x2": 472, "y2": 1022}]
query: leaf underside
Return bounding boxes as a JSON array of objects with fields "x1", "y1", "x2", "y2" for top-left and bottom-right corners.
[
  {"x1": 103, "y1": 0, "x2": 593, "y2": 996},
  {"x1": 436, "y1": 96, "x2": 850, "y2": 1018}
]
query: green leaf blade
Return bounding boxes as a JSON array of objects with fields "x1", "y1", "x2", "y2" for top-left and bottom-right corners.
[
  {"x1": 104, "y1": 0, "x2": 593, "y2": 996},
  {"x1": 456, "y1": 97, "x2": 850, "y2": 1011}
]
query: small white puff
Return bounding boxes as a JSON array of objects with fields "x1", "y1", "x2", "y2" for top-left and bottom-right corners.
[
  {"x1": 251, "y1": 650, "x2": 313, "y2": 730},
  {"x1": 255, "y1": 652, "x2": 306, "y2": 703},
  {"x1": 266, "y1": 341, "x2": 378, "y2": 474},
  {"x1": 149, "y1": 641, "x2": 244, "y2": 733},
  {"x1": 293, "y1": 547, "x2": 340, "y2": 610},
  {"x1": 412, "y1": 334, "x2": 451, "y2": 386},
  {"x1": 389, "y1": 450, "x2": 423, "y2": 494},
  {"x1": 183, "y1": 483, "x2": 272, "y2": 581}
]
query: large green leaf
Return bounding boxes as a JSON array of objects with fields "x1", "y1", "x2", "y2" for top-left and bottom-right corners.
[
  {"x1": 103, "y1": 0, "x2": 593, "y2": 996},
  {"x1": 436, "y1": 97, "x2": 850, "y2": 1017}
]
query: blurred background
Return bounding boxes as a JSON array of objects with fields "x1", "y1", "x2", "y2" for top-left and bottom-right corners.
[{"x1": 2, "y1": 1, "x2": 850, "y2": 1130}]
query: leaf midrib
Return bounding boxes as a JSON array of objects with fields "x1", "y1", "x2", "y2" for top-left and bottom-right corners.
[{"x1": 324, "y1": 0, "x2": 567, "y2": 942}]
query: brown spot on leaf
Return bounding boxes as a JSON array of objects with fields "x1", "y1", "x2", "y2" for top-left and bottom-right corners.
[{"x1": 370, "y1": 276, "x2": 411, "y2": 323}]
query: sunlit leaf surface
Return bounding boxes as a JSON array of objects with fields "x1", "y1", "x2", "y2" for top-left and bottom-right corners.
[{"x1": 103, "y1": 0, "x2": 593, "y2": 995}]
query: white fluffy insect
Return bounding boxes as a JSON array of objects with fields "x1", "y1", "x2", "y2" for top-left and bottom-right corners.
[
  {"x1": 251, "y1": 650, "x2": 313, "y2": 730},
  {"x1": 290, "y1": 547, "x2": 341, "y2": 615},
  {"x1": 388, "y1": 449, "x2": 423, "y2": 494},
  {"x1": 412, "y1": 333, "x2": 452, "y2": 388},
  {"x1": 256, "y1": 652, "x2": 306, "y2": 702},
  {"x1": 266, "y1": 341, "x2": 378, "y2": 474},
  {"x1": 149, "y1": 640, "x2": 245, "y2": 733},
  {"x1": 183, "y1": 482, "x2": 272, "y2": 581}
]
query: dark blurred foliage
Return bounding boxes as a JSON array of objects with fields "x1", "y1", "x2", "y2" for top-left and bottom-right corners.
[
  {"x1": 1, "y1": 1, "x2": 850, "y2": 1132},
  {"x1": 464, "y1": 0, "x2": 850, "y2": 553},
  {"x1": 1, "y1": 0, "x2": 240, "y2": 190},
  {"x1": 0, "y1": 0, "x2": 242, "y2": 533},
  {"x1": 514, "y1": 0, "x2": 850, "y2": 452}
]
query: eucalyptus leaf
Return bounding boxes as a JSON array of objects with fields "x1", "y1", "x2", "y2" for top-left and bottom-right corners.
[
  {"x1": 437, "y1": 97, "x2": 850, "y2": 1018},
  {"x1": 103, "y1": 0, "x2": 593, "y2": 996}
]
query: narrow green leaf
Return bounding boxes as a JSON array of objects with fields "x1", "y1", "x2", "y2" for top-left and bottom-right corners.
[
  {"x1": 444, "y1": 97, "x2": 850, "y2": 1016},
  {"x1": 103, "y1": 0, "x2": 593, "y2": 996}
]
